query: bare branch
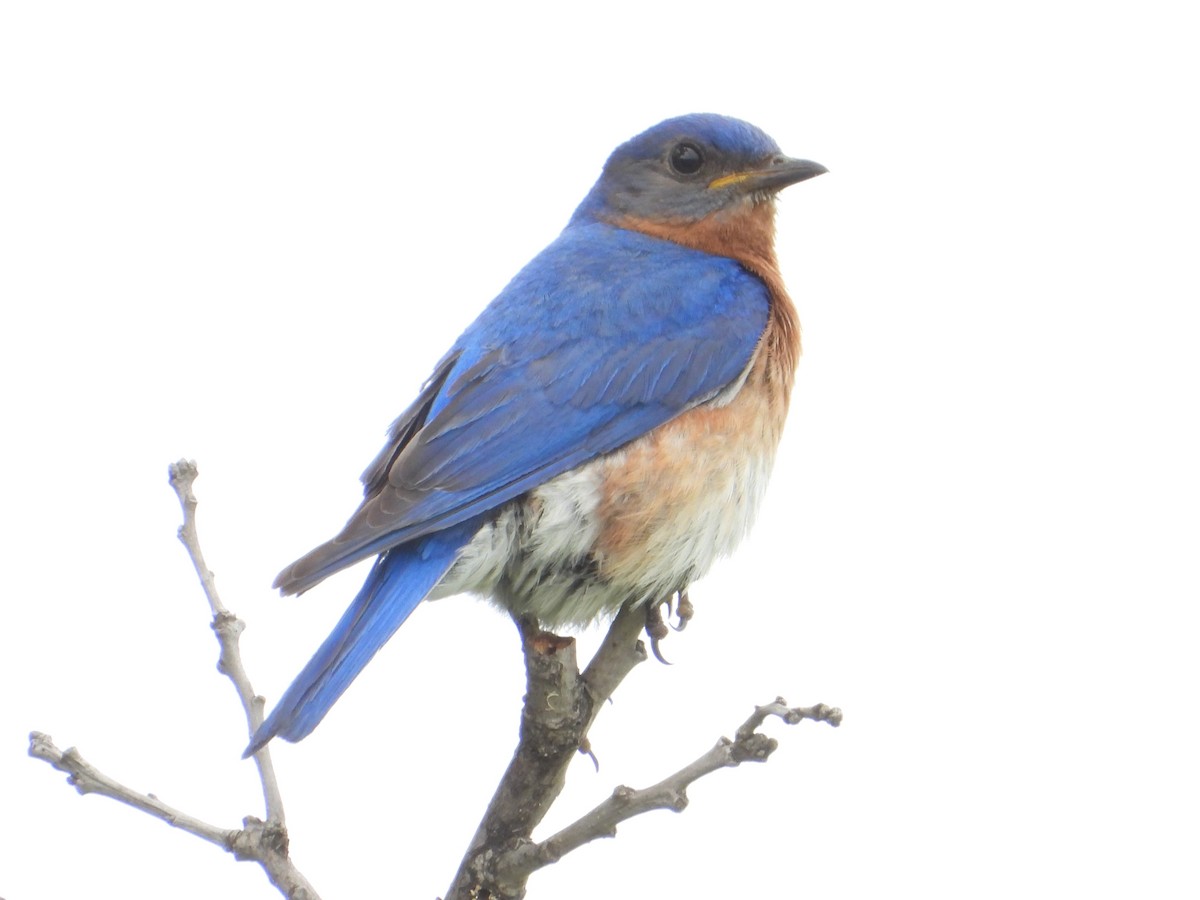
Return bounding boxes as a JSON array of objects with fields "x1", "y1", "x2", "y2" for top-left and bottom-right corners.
[
  {"x1": 168, "y1": 459, "x2": 284, "y2": 824},
  {"x1": 445, "y1": 606, "x2": 648, "y2": 900},
  {"x1": 443, "y1": 601, "x2": 841, "y2": 900},
  {"x1": 27, "y1": 732, "x2": 322, "y2": 899},
  {"x1": 28, "y1": 732, "x2": 236, "y2": 848},
  {"x1": 30, "y1": 460, "x2": 321, "y2": 900},
  {"x1": 580, "y1": 602, "x2": 648, "y2": 732},
  {"x1": 463, "y1": 618, "x2": 588, "y2": 856},
  {"x1": 734, "y1": 697, "x2": 843, "y2": 744},
  {"x1": 495, "y1": 696, "x2": 842, "y2": 882}
]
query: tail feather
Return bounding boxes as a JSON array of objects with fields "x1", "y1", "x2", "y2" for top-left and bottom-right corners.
[{"x1": 245, "y1": 519, "x2": 479, "y2": 756}]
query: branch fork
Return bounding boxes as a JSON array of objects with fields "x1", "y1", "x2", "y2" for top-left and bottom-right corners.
[
  {"x1": 446, "y1": 616, "x2": 841, "y2": 900},
  {"x1": 28, "y1": 460, "x2": 319, "y2": 900}
]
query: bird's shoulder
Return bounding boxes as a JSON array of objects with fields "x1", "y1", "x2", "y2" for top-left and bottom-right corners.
[
  {"x1": 371, "y1": 222, "x2": 773, "y2": 485},
  {"x1": 458, "y1": 221, "x2": 770, "y2": 353}
]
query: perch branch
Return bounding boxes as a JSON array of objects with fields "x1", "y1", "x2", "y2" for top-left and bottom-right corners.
[
  {"x1": 495, "y1": 697, "x2": 842, "y2": 882},
  {"x1": 444, "y1": 599, "x2": 840, "y2": 900},
  {"x1": 580, "y1": 601, "x2": 649, "y2": 734},
  {"x1": 445, "y1": 604, "x2": 649, "y2": 900}
]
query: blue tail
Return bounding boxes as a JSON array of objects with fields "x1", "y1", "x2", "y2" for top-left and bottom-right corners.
[{"x1": 245, "y1": 519, "x2": 480, "y2": 756}]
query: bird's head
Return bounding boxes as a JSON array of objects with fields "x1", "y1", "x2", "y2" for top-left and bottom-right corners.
[{"x1": 571, "y1": 114, "x2": 826, "y2": 231}]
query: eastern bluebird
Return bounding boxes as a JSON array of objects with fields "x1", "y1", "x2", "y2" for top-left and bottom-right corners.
[{"x1": 247, "y1": 114, "x2": 825, "y2": 754}]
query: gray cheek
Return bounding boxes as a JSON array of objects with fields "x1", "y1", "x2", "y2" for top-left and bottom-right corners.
[{"x1": 607, "y1": 167, "x2": 720, "y2": 222}]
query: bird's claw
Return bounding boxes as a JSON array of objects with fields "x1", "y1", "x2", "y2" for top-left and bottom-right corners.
[
  {"x1": 645, "y1": 601, "x2": 671, "y2": 664},
  {"x1": 672, "y1": 590, "x2": 694, "y2": 632},
  {"x1": 644, "y1": 590, "x2": 693, "y2": 664},
  {"x1": 578, "y1": 736, "x2": 600, "y2": 771}
]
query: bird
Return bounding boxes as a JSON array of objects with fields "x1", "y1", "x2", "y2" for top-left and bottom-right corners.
[{"x1": 246, "y1": 113, "x2": 826, "y2": 755}]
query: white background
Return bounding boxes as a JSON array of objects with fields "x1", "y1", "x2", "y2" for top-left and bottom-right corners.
[{"x1": 3, "y1": 2, "x2": 1197, "y2": 898}]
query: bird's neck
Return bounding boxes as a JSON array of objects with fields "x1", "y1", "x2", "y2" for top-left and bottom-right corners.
[{"x1": 607, "y1": 201, "x2": 802, "y2": 394}]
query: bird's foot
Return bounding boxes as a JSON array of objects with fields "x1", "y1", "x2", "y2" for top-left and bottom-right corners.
[{"x1": 644, "y1": 590, "x2": 693, "y2": 664}]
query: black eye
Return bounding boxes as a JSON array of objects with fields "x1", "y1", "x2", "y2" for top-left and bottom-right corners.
[{"x1": 668, "y1": 141, "x2": 705, "y2": 176}]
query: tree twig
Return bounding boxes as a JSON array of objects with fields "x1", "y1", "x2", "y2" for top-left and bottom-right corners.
[
  {"x1": 29, "y1": 460, "x2": 321, "y2": 900},
  {"x1": 28, "y1": 731, "x2": 237, "y2": 848},
  {"x1": 168, "y1": 459, "x2": 285, "y2": 824},
  {"x1": 27, "y1": 732, "x2": 320, "y2": 899},
  {"x1": 495, "y1": 698, "x2": 842, "y2": 881}
]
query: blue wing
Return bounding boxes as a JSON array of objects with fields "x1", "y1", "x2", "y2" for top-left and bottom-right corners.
[{"x1": 275, "y1": 221, "x2": 771, "y2": 594}]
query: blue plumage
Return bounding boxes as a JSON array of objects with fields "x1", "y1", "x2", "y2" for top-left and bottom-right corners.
[
  {"x1": 279, "y1": 224, "x2": 769, "y2": 591},
  {"x1": 247, "y1": 517, "x2": 486, "y2": 752},
  {"x1": 248, "y1": 114, "x2": 825, "y2": 754}
]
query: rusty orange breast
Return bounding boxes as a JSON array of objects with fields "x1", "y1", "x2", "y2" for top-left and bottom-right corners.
[{"x1": 593, "y1": 200, "x2": 801, "y2": 587}]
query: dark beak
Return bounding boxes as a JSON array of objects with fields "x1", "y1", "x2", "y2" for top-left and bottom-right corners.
[{"x1": 709, "y1": 156, "x2": 828, "y2": 193}]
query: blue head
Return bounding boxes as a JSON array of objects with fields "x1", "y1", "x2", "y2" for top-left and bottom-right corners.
[{"x1": 571, "y1": 114, "x2": 825, "y2": 226}]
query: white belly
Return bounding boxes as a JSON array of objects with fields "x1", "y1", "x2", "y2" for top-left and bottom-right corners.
[{"x1": 433, "y1": 376, "x2": 782, "y2": 627}]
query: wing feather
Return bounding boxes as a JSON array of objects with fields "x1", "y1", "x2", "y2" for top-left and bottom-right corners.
[{"x1": 275, "y1": 223, "x2": 770, "y2": 594}]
